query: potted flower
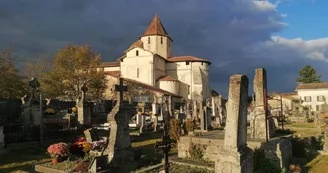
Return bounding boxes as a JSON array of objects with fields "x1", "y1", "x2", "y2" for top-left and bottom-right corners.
[
  {"x1": 47, "y1": 143, "x2": 69, "y2": 164},
  {"x1": 77, "y1": 141, "x2": 92, "y2": 153}
]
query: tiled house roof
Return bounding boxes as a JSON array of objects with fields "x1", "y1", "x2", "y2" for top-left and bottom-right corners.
[
  {"x1": 296, "y1": 83, "x2": 328, "y2": 90},
  {"x1": 124, "y1": 40, "x2": 144, "y2": 53},
  {"x1": 105, "y1": 72, "x2": 181, "y2": 97},
  {"x1": 157, "y1": 76, "x2": 178, "y2": 81},
  {"x1": 99, "y1": 62, "x2": 120, "y2": 68},
  {"x1": 168, "y1": 56, "x2": 211, "y2": 65}
]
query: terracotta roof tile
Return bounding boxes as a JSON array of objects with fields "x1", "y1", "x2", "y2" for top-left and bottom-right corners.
[
  {"x1": 99, "y1": 62, "x2": 120, "y2": 68},
  {"x1": 296, "y1": 83, "x2": 328, "y2": 90},
  {"x1": 108, "y1": 75, "x2": 181, "y2": 97},
  {"x1": 124, "y1": 40, "x2": 144, "y2": 53},
  {"x1": 143, "y1": 14, "x2": 171, "y2": 40},
  {"x1": 168, "y1": 56, "x2": 211, "y2": 65},
  {"x1": 157, "y1": 76, "x2": 178, "y2": 82},
  {"x1": 105, "y1": 70, "x2": 121, "y2": 77}
]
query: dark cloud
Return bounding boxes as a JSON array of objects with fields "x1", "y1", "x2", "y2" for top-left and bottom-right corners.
[{"x1": 0, "y1": 0, "x2": 327, "y2": 97}]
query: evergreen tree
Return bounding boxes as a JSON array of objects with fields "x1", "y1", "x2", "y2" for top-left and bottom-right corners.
[{"x1": 296, "y1": 65, "x2": 322, "y2": 84}]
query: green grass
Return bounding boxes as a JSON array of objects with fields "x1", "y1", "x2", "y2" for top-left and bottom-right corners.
[
  {"x1": 0, "y1": 147, "x2": 50, "y2": 173},
  {"x1": 146, "y1": 163, "x2": 214, "y2": 173},
  {"x1": 306, "y1": 155, "x2": 328, "y2": 173}
]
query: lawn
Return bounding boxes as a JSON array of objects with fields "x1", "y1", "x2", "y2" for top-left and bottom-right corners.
[
  {"x1": 306, "y1": 155, "x2": 328, "y2": 173},
  {"x1": 0, "y1": 131, "x2": 167, "y2": 172},
  {"x1": 0, "y1": 147, "x2": 50, "y2": 173}
]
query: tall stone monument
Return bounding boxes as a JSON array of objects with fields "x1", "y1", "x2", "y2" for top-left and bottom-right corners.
[
  {"x1": 23, "y1": 78, "x2": 42, "y2": 126},
  {"x1": 77, "y1": 83, "x2": 91, "y2": 126},
  {"x1": 215, "y1": 74, "x2": 253, "y2": 173},
  {"x1": 105, "y1": 78, "x2": 135, "y2": 172},
  {"x1": 250, "y1": 68, "x2": 276, "y2": 139},
  {"x1": 0, "y1": 126, "x2": 4, "y2": 153}
]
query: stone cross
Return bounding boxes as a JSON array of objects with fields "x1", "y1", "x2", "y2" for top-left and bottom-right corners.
[
  {"x1": 29, "y1": 78, "x2": 40, "y2": 102},
  {"x1": 115, "y1": 78, "x2": 127, "y2": 103},
  {"x1": 224, "y1": 75, "x2": 249, "y2": 149}
]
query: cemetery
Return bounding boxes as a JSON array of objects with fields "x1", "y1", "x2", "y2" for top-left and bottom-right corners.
[{"x1": 0, "y1": 67, "x2": 327, "y2": 173}]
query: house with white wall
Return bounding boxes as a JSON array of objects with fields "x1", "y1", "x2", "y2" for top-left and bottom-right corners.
[
  {"x1": 268, "y1": 92, "x2": 300, "y2": 116},
  {"x1": 295, "y1": 83, "x2": 328, "y2": 112},
  {"x1": 99, "y1": 14, "x2": 211, "y2": 102}
]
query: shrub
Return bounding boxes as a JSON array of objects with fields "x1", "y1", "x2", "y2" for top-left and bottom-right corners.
[
  {"x1": 253, "y1": 148, "x2": 281, "y2": 173},
  {"x1": 291, "y1": 138, "x2": 307, "y2": 158},
  {"x1": 185, "y1": 119, "x2": 195, "y2": 133},
  {"x1": 170, "y1": 118, "x2": 181, "y2": 142},
  {"x1": 307, "y1": 118, "x2": 315, "y2": 123},
  {"x1": 188, "y1": 143, "x2": 205, "y2": 160}
]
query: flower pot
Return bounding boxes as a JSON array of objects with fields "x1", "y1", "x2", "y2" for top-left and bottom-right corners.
[{"x1": 52, "y1": 158, "x2": 58, "y2": 165}]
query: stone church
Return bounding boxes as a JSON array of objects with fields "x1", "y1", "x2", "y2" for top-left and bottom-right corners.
[{"x1": 100, "y1": 15, "x2": 211, "y2": 102}]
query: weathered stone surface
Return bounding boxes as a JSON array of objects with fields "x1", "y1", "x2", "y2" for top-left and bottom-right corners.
[
  {"x1": 178, "y1": 135, "x2": 293, "y2": 171},
  {"x1": 324, "y1": 126, "x2": 328, "y2": 152},
  {"x1": 0, "y1": 126, "x2": 4, "y2": 152},
  {"x1": 250, "y1": 68, "x2": 276, "y2": 139},
  {"x1": 224, "y1": 74, "x2": 248, "y2": 149},
  {"x1": 216, "y1": 74, "x2": 253, "y2": 173},
  {"x1": 215, "y1": 147, "x2": 253, "y2": 173}
]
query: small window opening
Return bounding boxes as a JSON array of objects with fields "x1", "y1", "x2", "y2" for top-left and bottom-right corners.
[
  {"x1": 201, "y1": 62, "x2": 204, "y2": 65},
  {"x1": 188, "y1": 86, "x2": 190, "y2": 94},
  {"x1": 160, "y1": 37, "x2": 163, "y2": 44},
  {"x1": 148, "y1": 37, "x2": 150, "y2": 44},
  {"x1": 136, "y1": 50, "x2": 139, "y2": 56},
  {"x1": 137, "y1": 68, "x2": 139, "y2": 78},
  {"x1": 186, "y1": 62, "x2": 190, "y2": 65},
  {"x1": 168, "y1": 41, "x2": 170, "y2": 47}
]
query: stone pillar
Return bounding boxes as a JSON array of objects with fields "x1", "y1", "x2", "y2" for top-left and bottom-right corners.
[
  {"x1": 0, "y1": 126, "x2": 4, "y2": 151},
  {"x1": 77, "y1": 84, "x2": 91, "y2": 126},
  {"x1": 139, "y1": 114, "x2": 146, "y2": 134},
  {"x1": 192, "y1": 100, "x2": 197, "y2": 120},
  {"x1": 215, "y1": 74, "x2": 253, "y2": 173},
  {"x1": 250, "y1": 68, "x2": 275, "y2": 139},
  {"x1": 324, "y1": 125, "x2": 328, "y2": 152}
]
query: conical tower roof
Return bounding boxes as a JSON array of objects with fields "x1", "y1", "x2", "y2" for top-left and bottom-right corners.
[{"x1": 142, "y1": 14, "x2": 172, "y2": 40}]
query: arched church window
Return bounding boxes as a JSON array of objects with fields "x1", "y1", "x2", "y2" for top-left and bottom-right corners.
[
  {"x1": 137, "y1": 68, "x2": 139, "y2": 78},
  {"x1": 148, "y1": 37, "x2": 150, "y2": 44},
  {"x1": 136, "y1": 50, "x2": 139, "y2": 56},
  {"x1": 160, "y1": 37, "x2": 163, "y2": 44}
]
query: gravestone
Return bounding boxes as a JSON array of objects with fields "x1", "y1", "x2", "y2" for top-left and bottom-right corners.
[
  {"x1": 22, "y1": 78, "x2": 42, "y2": 126},
  {"x1": 215, "y1": 74, "x2": 253, "y2": 173},
  {"x1": 104, "y1": 78, "x2": 135, "y2": 172},
  {"x1": 77, "y1": 83, "x2": 92, "y2": 126},
  {"x1": 324, "y1": 126, "x2": 328, "y2": 153},
  {"x1": 250, "y1": 68, "x2": 276, "y2": 139},
  {"x1": 0, "y1": 126, "x2": 4, "y2": 152},
  {"x1": 192, "y1": 100, "x2": 198, "y2": 120},
  {"x1": 84, "y1": 128, "x2": 100, "y2": 142}
]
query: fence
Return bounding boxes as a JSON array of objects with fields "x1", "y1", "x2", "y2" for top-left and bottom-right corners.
[{"x1": 3, "y1": 119, "x2": 81, "y2": 144}]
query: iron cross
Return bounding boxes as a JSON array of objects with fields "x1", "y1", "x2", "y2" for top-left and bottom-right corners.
[
  {"x1": 115, "y1": 78, "x2": 127, "y2": 103},
  {"x1": 154, "y1": 96, "x2": 174, "y2": 173}
]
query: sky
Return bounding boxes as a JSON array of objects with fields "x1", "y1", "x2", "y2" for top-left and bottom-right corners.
[{"x1": 0, "y1": 0, "x2": 328, "y2": 97}]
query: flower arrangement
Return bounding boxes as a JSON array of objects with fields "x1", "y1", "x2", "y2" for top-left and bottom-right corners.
[
  {"x1": 47, "y1": 143, "x2": 69, "y2": 159},
  {"x1": 92, "y1": 139, "x2": 107, "y2": 151},
  {"x1": 77, "y1": 142, "x2": 92, "y2": 153},
  {"x1": 72, "y1": 107, "x2": 77, "y2": 113},
  {"x1": 45, "y1": 108, "x2": 56, "y2": 114}
]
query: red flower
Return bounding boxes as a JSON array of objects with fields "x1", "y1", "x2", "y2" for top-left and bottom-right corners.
[{"x1": 47, "y1": 143, "x2": 69, "y2": 158}]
